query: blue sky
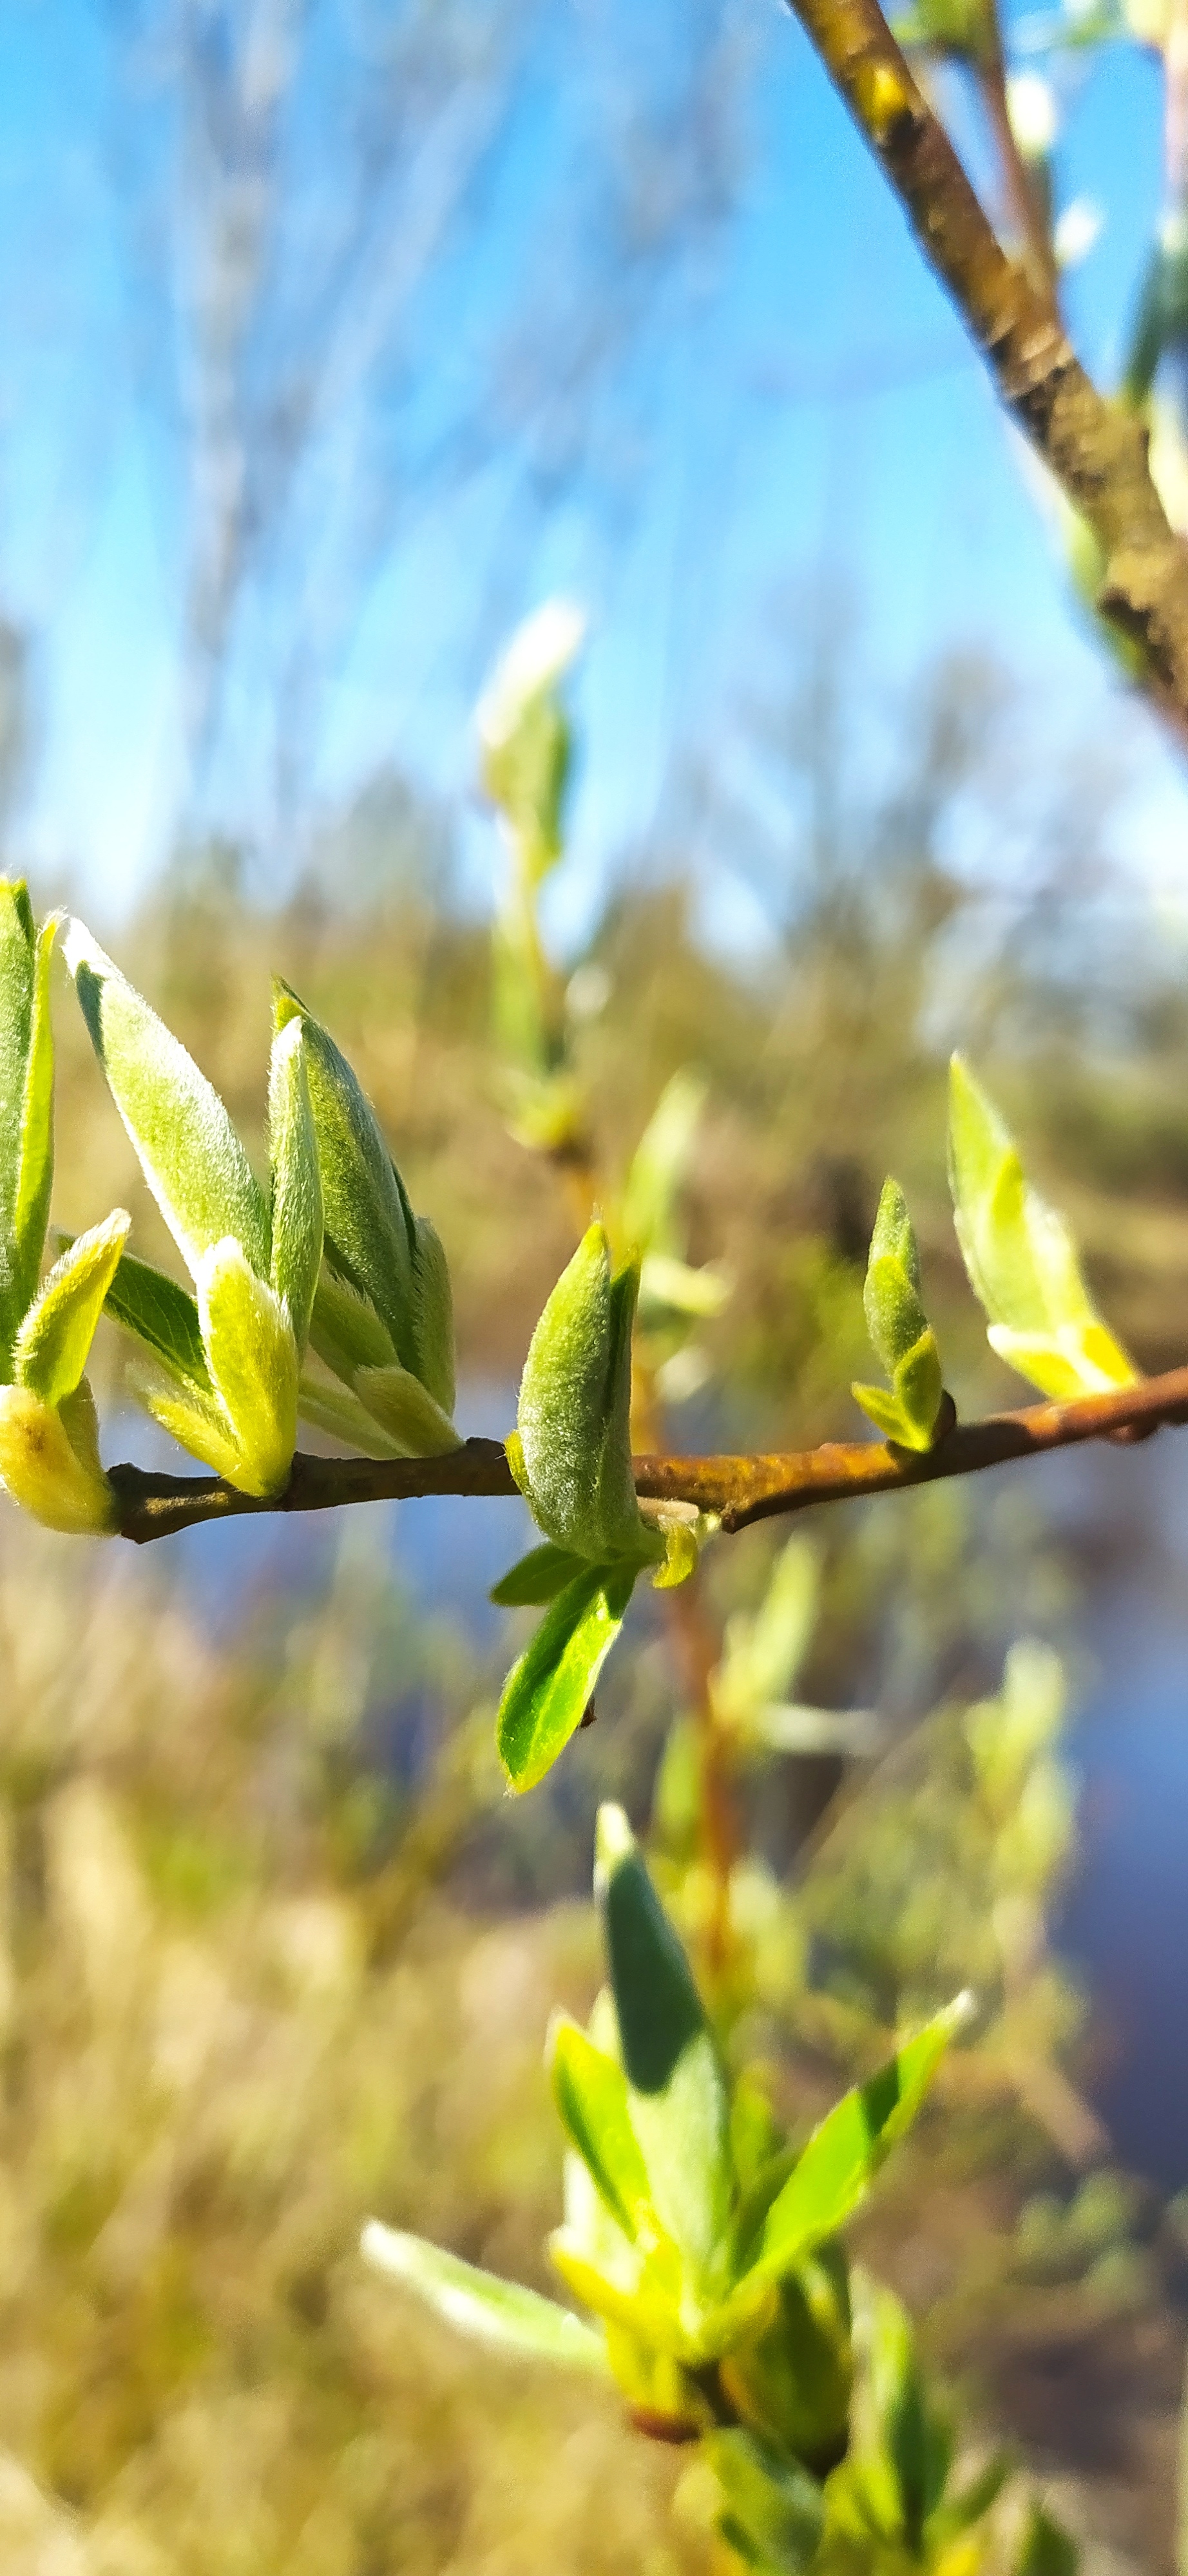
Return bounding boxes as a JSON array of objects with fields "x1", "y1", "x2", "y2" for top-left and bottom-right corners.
[{"x1": 0, "y1": 0, "x2": 1183, "y2": 934}]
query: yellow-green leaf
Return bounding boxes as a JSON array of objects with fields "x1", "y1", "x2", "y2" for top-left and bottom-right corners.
[
  {"x1": 948, "y1": 1056, "x2": 1136, "y2": 1399},
  {"x1": 14, "y1": 1210, "x2": 130, "y2": 1405},
  {"x1": 196, "y1": 1237, "x2": 298, "y2": 1498},
  {"x1": 66, "y1": 920, "x2": 269, "y2": 1284},
  {"x1": 268, "y1": 1014, "x2": 322, "y2": 1357}
]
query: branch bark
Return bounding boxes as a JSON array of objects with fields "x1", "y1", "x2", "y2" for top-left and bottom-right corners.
[
  {"x1": 780, "y1": 0, "x2": 1188, "y2": 719},
  {"x1": 104, "y1": 1361, "x2": 1188, "y2": 1544}
]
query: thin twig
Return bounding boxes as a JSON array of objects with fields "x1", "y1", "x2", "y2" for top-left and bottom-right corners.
[
  {"x1": 975, "y1": 15, "x2": 1058, "y2": 303},
  {"x1": 780, "y1": 0, "x2": 1188, "y2": 719},
  {"x1": 105, "y1": 1362, "x2": 1188, "y2": 1544}
]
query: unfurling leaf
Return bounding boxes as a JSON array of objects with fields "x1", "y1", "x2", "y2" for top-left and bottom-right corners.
[
  {"x1": 274, "y1": 980, "x2": 416, "y2": 1361},
  {"x1": 693, "y1": 2428, "x2": 825, "y2": 2573},
  {"x1": 737, "y1": 1995, "x2": 972, "y2": 2301},
  {"x1": 548, "y1": 2016, "x2": 656, "y2": 2242},
  {"x1": 352, "y1": 1363, "x2": 461, "y2": 1458},
  {"x1": 100, "y1": 1247, "x2": 211, "y2": 1394},
  {"x1": 0, "y1": 888, "x2": 59, "y2": 1370},
  {"x1": 515, "y1": 1223, "x2": 658, "y2": 1566},
  {"x1": 595, "y1": 1804, "x2": 733, "y2": 2289},
  {"x1": 490, "y1": 1540, "x2": 588, "y2": 1605},
  {"x1": 65, "y1": 920, "x2": 269, "y2": 1283},
  {"x1": 197, "y1": 1238, "x2": 298, "y2": 1499},
  {"x1": 360, "y1": 2221, "x2": 609, "y2": 2374},
  {"x1": 0, "y1": 1379, "x2": 117, "y2": 1535},
  {"x1": 948, "y1": 1056, "x2": 1137, "y2": 1399},
  {"x1": 477, "y1": 600, "x2": 585, "y2": 876},
  {"x1": 620, "y1": 1072, "x2": 707, "y2": 1264},
  {"x1": 267, "y1": 1014, "x2": 322, "y2": 1356},
  {"x1": 274, "y1": 982, "x2": 459, "y2": 1448},
  {"x1": 852, "y1": 1177, "x2": 945, "y2": 1452},
  {"x1": 497, "y1": 1563, "x2": 637, "y2": 1792},
  {"x1": 14, "y1": 1211, "x2": 131, "y2": 1406},
  {"x1": 410, "y1": 1215, "x2": 456, "y2": 1417}
]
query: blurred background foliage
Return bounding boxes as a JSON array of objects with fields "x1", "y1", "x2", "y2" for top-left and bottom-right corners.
[
  {"x1": 4, "y1": 672, "x2": 1188, "y2": 2564},
  {"x1": 6, "y1": 0, "x2": 1188, "y2": 2562}
]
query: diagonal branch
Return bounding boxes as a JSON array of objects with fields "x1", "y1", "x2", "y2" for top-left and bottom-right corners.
[
  {"x1": 780, "y1": 0, "x2": 1188, "y2": 722},
  {"x1": 104, "y1": 1361, "x2": 1188, "y2": 1544}
]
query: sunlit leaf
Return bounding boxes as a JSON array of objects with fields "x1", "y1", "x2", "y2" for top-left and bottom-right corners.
[
  {"x1": 307, "y1": 1264, "x2": 397, "y2": 1381},
  {"x1": 0, "y1": 1378, "x2": 116, "y2": 1535},
  {"x1": 852, "y1": 1179, "x2": 944, "y2": 1452},
  {"x1": 297, "y1": 1364, "x2": 407, "y2": 1458},
  {"x1": 620, "y1": 1072, "x2": 706, "y2": 1263},
  {"x1": 497, "y1": 1562, "x2": 637, "y2": 1792},
  {"x1": 361, "y1": 2219, "x2": 609, "y2": 2374},
  {"x1": 196, "y1": 1237, "x2": 298, "y2": 1497},
  {"x1": 66, "y1": 920, "x2": 269, "y2": 1283},
  {"x1": 517, "y1": 1224, "x2": 658, "y2": 1564},
  {"x1": 948, "y1": 1056, "x2": 1136, "y2": 1399},
  {"x1": 354, "y1": 1363, "x2": 461, "y2": 1457},
  {"x1": 477, "y1": 599, "x2": 585, "y2": 876},
  {"x1": 14, "y1": 1211, "x2": 131, "y2": 1406},
  {"x1": 100, "y1": 1247, "x2": 211, "y2": 1394},
  {"x1": 410, "y1": 1214, "x2": 455, "y2": 1416},
  {"x1": 12, "y1": 912, "x2": 57, "y2": 1330},
  {"x1": 490, "y1": 1540, "x2": 588, "y2": 1605},
  {"x1": 0, "y1": 891, "x2": 57, "y2": 1366},
  {"x1": 548, "y1": 2015, "x2": 656, "y2": 2241},
  {"x1": 274, "y1": 980, "x2": 416, "y2": 1365},
  {"x1": 267, "y1": 1014, "x2": 323, "y2": 1357},
  {"x1": 740, "y1": 1997, "x2": 971, "y2": 2296},
  {"x1": 595, "y1": 1803, "x2": 733, "y2": 2285}
]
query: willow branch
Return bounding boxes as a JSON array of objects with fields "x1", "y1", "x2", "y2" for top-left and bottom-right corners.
[
  {"x1": 780, "y1": 0, "x2": 1188, "y2": 719},
  {"x1": 106, "y1": 1363, "x2": 1188, "y2": 1544}
]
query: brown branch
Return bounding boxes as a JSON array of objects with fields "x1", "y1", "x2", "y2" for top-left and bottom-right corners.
[
  {"x1": 780, "y1": 0, "x2": 1188, "y2": 720},
  {"x1": 106, "y1": 1363, "x2": 1188, "y2": 1545}
]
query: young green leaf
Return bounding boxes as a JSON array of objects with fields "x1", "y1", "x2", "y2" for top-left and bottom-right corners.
[
  {"x1": 196, "y1": 1238, "x2": 298, "y2": 1497},
  {"x1": 307, "y1": 1265, "x2": 398, "y2": 1381},
  {"x1": 852, "y1": 1177, "x2": 945, "y2": 1453},
  {"x1": 696, "y1": 2429, "x2": 825, "y2": 2575},
  {"x1": 14, "y1": 1211, "x2": 131, "y2": 1406},
  {"x1": 490, "y1": 1540, "x2": 589, "y2": 1605},
  {"x1": 134, "y1": 1379, "x2": 247, "y2": 1488},
  {"x1": 595, "y1": 1804, "x2": 733, "y2": 2286},
  {"x1": 65, "y1": 921, "x2": 269, "y2": 1283},
  {"x1": 516, "y1": 1224, "x2": 658, "y2": 1565},
  {"x1": 267, "y1": 1014, "x2": 322, "y2": 1356},
  {"x1": 1010, "y1": 2501, "x2": 1080, "y2": 2576},
  {"x1": 548, "y1": 2015, "x2": 656, "y2": 2242},
  {"x1": 477, "y1": 599, "x2": 585, "y2": 877},
  {"x1": 12, "y1": 913, "x2": 57, "y2": 1337},
  {"x1": 274, "y1": 980, "x2": 416, "y2": 1365},
  {"x1": 740, "y1": 1996, "x2": 971, "y2": 2297},
  {"x1": 0, "y1": 891, "x2": 58, "y2": 1366},
  {"x1": 948, "y1": 1055, "x2": 1137, "y2": 1399},
  {"x1": 360, "y1": 2220, "x2": 609, "y2": 2374},
  {"x1": 296, "y1": 1364, "x2": 407, "y2": 1459},
  {"x1": 0, "y1": 1378, "x2": 117, "y2": 1535},
  {"x1": 410, "y1": 1215, "x2": 456, "y2": 1417},
  {"x1": 99, "y1": 1247, "x2": 211, "y2": 1394},
  {"x1": 353, "y1": 1363, "x2": 461, "y2": 1458},
  {"x1": 620, "y1": 1071, "x2": 706, "y2": 1263},
  {"x1": 497, "y1": 1562, "x2": 637, "y2": 1792}
]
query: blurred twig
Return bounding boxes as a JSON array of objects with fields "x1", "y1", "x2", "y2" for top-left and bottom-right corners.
[{"x1": 781, "y1": 0, "x2": 1188, "y2": 724}]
